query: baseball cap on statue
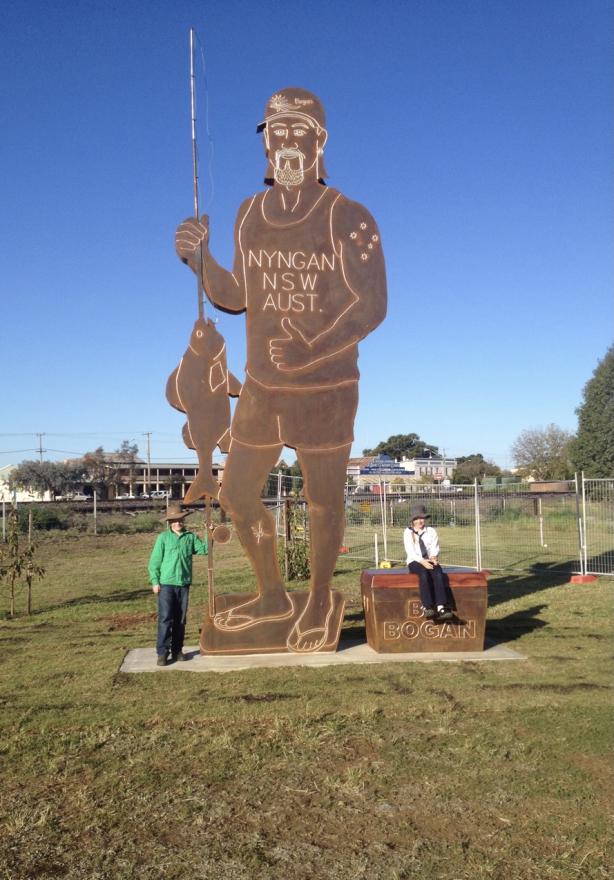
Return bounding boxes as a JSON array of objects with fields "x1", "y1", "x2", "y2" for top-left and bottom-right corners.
[{"x1": 257, "y1": 87, "x2": 326, "y2": 133}]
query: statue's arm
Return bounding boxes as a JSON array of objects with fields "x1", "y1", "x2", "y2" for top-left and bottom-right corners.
[
  {"x1": 175, "y1": 198, "x2": 253, "y2": 313},
  {"x1": 269, "y1": 197, "x2": 387, "y2": 372}
]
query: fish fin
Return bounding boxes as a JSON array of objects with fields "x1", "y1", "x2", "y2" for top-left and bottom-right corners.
[
  {"x1": 165, "y1": 367, "x2": 185, "y2": 412},
  {"x1": 182, "y1": 422, "x2": 195, "y2": 450},
  {"x1": 166, "y1": 358, "x2": 185, "y2": 412},
  {"x1": 209, "y1": 361, "x2": 227, "y2": 393},
  {"x1": 227, "y1": 372, "x2": 242, "y2": 397}
]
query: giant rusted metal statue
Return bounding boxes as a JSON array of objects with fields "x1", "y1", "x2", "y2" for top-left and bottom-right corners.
[{"x1": 174, "y1": 87, "x2": 387, "y2": 654}]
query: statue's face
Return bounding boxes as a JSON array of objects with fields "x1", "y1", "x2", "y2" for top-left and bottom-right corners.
[{"x1": 264, "y1": 114, "x2": 326, "y2": 186}]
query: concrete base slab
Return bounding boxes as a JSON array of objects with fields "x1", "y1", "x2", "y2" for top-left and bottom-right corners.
[{"x1": 119, "y1": 640, "x2": 525, "y2": 674}]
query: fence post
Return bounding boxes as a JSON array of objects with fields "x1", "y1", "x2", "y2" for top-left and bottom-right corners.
[
  {"x1": 1, "y1": 500, "x2": 5, "y2": 542},
  {"x1": 581, "y1": 471, "x2": 589, "y2": 574},
  {"x1": 93, "y1": 490, "x2": 98, "y2": 536},
  {"x1": 474, "y1": 478, "x2": 482, "y2": 571},
  {"x1": 374, "y1": 532, "x2": 379, "y2": 568},
  {"x1": 574, "y1": 472, "x2": 584, "y2": 575},
  {"x1": 275, "y1": 470, "x2": 282, "y2": 535},
  {"x1": 538, "y1": 497, "x2": 545, "y2": 547}
]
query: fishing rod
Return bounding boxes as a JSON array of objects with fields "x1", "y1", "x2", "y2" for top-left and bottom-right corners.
[
  {"x1": 188, "y1": 27, "x2": 216, "y2": 618},
  {"x1": 189, "y1": 27, "x2": 205, "y2": 320}
]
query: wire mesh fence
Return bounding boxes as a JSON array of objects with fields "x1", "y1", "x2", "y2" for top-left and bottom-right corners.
[
  {"x1": 2, "y1": 474, "x2": 612, "y2": 577},
  {"x1": 340, "y1": 477, "x2": 613, "y2": 576},
  {"x1": 581, "y1": 479, "x2": 614, "y2": 576}
]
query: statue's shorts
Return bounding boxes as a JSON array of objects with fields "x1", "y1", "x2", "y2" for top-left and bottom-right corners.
[{"x1": 231, "y1": 376, "x2": 358, "y2": 450}]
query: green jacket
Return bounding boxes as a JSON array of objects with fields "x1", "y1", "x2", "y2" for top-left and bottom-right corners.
[{"x1": 148, "y1": 529, "x2": 208, "y2": 586}]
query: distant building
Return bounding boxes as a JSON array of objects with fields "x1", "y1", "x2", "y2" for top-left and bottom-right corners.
[
  {"x1": 399, "y1": 456, "x2": 457, "y2": 481},
  {"x1": 0, "y1": 465, "x2": 52, "y2": 503},
  {"x1": 347, "y1": 453, "x2": 457, "y2": 492},
  {"x1": 0, "y1": 459, "x2": 225, "y2": 502}
]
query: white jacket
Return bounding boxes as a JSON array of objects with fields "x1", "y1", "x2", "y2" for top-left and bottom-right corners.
[{"x1": 403, "y1": 525, "x2": 440, "y2": 564}]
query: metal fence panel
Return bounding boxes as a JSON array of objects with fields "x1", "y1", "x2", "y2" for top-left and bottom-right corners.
[
  {"x1": 342, "y1": 487, "x2": 479, "y2": 568},
  {"x1": 477, "y1": 484, "x2": 581, "y2": 573},
  {"x1": 582, "y1": 478, "x2": 614, "y2": 575}
]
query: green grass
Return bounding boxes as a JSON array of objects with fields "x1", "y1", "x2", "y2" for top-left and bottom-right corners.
[{"x1": 0, "y1": 531, "x2": 612, "y2": 879}]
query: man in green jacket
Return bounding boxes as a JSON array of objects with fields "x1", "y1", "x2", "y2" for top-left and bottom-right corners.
[{"x1": 148, "y1": 504, "x2": 208, "y2": 666}]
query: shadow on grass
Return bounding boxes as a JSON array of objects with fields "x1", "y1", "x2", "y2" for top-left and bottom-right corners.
[
  {"x1": 34, "y1": 588, "x2": 152, "y2": 616},
  {"x1": 486, "y1": 603, "x2": 548, "y2": 644},
  {"x1": 487, "y1": 562, "x2": 575, "y2": 610}
]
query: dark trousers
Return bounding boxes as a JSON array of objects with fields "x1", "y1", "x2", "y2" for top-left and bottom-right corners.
[
  {"x1": 156, "y1": 584, "x2": 190, "y2": 656},
  {"x1": 408, "y1": 561, "x2": 448, "y2": 608}
]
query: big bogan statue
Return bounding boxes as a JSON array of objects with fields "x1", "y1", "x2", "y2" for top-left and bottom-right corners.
[{"x1": 175, "y1": 88, "x2": 387, "y2": 653}]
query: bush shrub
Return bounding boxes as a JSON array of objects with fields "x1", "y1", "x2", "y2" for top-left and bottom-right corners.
[{"x1": 17, "y1": 506, "x2": 68, "y2": 532}]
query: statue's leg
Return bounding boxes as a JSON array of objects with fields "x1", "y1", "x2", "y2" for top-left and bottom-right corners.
[
  {"x1": 287, "y1": 443, "x2": 351, "y2": 651},
  {"x1": 216, "y1": 439, "x2": 292, "y2": 629}
]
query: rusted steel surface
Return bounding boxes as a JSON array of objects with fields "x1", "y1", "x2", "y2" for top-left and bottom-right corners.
[
  {"x1": 201, "y1": 590, "x2": 345, "y2": 655},
  {"x1": 165, "y1": 317, "x2": 241, "y2": 504},
  {"x1": 174, "y1": 88, "x2": 386, "y2": 654},
  {"x1": 361, "y1": 570, "x2": 488, "y2": 653}
]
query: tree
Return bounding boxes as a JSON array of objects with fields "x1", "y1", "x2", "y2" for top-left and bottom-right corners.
[
  {"x1": 363, "y1": 433, "x2": 439, "y2": 460},
  {"x1": 82, "y1": 441, "x2": 140, "y2": 499},
  {"x1": 9, "y1": 460, "x2": 85, "y2": 499},
  {"x1": 452, "y1": 454, "x2": 501, "y2": 485},
  {"x1": 572, "y1": 345, "x2": 614, "y2": 477},
  {"x1": 0, "y1": 507, "x2": 45, "y2": 617},
  {"x1": 511, "y1": 424, "x2": 574, "y2": 480}
]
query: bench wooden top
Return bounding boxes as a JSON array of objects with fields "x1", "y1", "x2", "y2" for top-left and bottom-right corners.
[{"x1": 361, "y1": 569, "x2": 488, "y2": 590}]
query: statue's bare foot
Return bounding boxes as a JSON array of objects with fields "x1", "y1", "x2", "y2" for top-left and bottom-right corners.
[
  {"x1": 286, "y1": 591, "x2": 334, "y2": 653},
  {"x1": 214, "y1": 591, "x2": 294, "y2": 631}
]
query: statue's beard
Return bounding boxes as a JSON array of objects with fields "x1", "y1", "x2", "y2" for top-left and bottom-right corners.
[{"x1": 273, "y1": 148, "x2": 305, "y2": 186}]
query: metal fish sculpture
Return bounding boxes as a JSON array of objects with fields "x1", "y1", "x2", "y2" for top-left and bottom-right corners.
[{"x1": 166, "y1": 317, "x2": 241, "y2": 503}]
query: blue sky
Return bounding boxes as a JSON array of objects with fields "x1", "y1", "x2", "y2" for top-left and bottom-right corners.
[{"x1": 1, "y1": 0, "x2": 611, "y2": 470}]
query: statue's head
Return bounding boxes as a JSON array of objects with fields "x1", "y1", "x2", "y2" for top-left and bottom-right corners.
[{"x1": 257, "y1": 88, "x2": 328, "y2": 186}]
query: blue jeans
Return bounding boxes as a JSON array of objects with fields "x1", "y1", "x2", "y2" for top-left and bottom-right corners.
[{"x1": 156, "y1": 584, "x2": 190, "y2": 656}]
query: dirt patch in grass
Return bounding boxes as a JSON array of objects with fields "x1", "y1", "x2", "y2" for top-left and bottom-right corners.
[{"x1": 97, "y1": 610, "x2": 157, "y2": 630}]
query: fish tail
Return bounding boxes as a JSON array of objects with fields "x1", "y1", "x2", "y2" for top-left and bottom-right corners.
[{"x1": 184, "y1": 470, "x2": 220, "y2": 504}]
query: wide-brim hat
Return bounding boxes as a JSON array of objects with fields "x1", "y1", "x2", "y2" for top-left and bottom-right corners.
[
  {"x1": 410, "y1": 504, "x2": 431, "y2": 521},
  {"x1": 162, "y1": 504, "x2": 193, "y2": 523}
]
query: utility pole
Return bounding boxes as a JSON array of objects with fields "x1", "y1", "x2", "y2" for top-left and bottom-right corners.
[
  {"x1": 36, "y1": 433, "x2": 45, "y2": 462},
  {"x1": 143, "y1": 432, "x2": 152, "y2": 494}
]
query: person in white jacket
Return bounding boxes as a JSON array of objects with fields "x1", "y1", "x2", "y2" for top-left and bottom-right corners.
[{"x1": 403, "y1": 504, "x2": 452, "y2": 620}]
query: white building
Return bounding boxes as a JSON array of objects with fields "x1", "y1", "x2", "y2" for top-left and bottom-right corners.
[
  {"x1": 399, "y1": 456, "x2": 457, "y2": 481},
  {"x1": 0, "y1": 465, "x2": 52, "y2": 503}
]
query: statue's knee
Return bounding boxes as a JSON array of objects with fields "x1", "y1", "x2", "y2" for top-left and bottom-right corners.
[
  {"x1": 219, "y1": 484, "x2": 262, "y2": 524},
  {"x1": 218, "y1": 484, "x2": 237, "y2": 515}
]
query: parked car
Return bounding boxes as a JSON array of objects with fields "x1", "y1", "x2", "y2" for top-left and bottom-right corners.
[
  {"x1": 150, "y1": 490, "x2": 169, "y2": 499},
  {"x1": 139, "y1": 493, "x2": 150, "y2": 499},
  {"x1": 116, "y1": 493, "x2": 136, "y2": 501},
  {"x1": 72, "y1": 492, "x2": 90, "y2": 502}
]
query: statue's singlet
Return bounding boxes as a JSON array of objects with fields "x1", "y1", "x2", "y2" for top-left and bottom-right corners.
[{"x1": 238, "y1": 187, "x2": 359, "y2": 389}]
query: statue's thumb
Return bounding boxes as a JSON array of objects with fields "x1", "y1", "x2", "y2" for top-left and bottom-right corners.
[{"x1": 280, "y1": 317, "x2": 295, "y2": 338}]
